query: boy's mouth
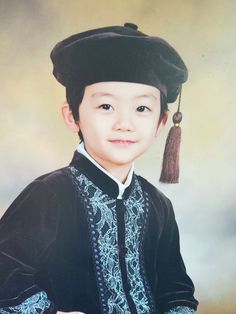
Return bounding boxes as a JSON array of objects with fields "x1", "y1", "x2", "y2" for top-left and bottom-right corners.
[{"x1": 109, "y1": 139, "x2": 136, "y2": 146}]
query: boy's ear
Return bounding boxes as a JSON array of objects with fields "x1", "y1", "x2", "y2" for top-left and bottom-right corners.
[
  {"x1": 155, "y1": 111, "x2": 168, "y2": 137},
  {"x1": 61, "y1": 101, "x2": 80, "y2": 133}
]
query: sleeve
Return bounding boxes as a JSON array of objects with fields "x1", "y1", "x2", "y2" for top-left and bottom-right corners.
[
  {"x1": 155, "y1": 196, "x2": 199, "y2": 313},
  {"x1": 0, "y1": 179, "x2": 60, "y2": 311},
  {"x1": 0, "y1": 291, "x2": 52, "y2": 314},
  {"x1": 165, "y1": 305, "x2": 196, "y2": 314}
]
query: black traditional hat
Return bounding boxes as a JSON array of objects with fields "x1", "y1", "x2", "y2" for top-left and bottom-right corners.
[
  {"x1": 51, "y1": 23, "x2": 188, "y2": 183},
  {"x1": 51, "y1": 22, "x2": 187, "y2": 103}
]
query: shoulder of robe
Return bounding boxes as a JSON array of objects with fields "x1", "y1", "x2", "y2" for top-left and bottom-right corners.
[
  {"x1": 0, "y1": 166, "x2": 74, "y2": 228},
  {"x1": 136, "y1": 175, "x2": 175, "y2": 222},
  {"x1": 0, "y1": 167, "x2": 76, "y2": 261}
]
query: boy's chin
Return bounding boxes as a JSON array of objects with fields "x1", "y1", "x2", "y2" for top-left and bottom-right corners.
[{"x1": 104, "y1": 153, "x2": 142, "y2": 167}]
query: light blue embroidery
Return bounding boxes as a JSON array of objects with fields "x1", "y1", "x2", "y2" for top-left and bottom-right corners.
[
  {"x1": 166, "y1": 306, "x2": 195, "y2": 314},
  {"x1": 70, "y1": 166, "x2": 154, "y2": 314},
  {"x1": 70, "y1": 167, "x2": 130, "y2": 313},
  {"x1": 124, "y1": 185, "x2": 152, "y2": 313},
  {"x1": 0, "y1": 291, "x2": 51, "y2": 314}
]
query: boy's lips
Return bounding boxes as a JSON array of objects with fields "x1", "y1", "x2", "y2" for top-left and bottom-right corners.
[{"x1": 109, "y1": 139, "x2": 137, "y2": 145}]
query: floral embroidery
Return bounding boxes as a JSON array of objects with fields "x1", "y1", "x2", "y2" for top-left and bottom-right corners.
[
  {"x1": 0, "y1": 291, "x2": 51, "y2": 314},
  {"x1": 70, "y1": 166, "x2": 154, "y2": 314},
  {"x1": 165, "y1": 306, "x2": 195, "y2": 314},
  {"x1": 70, "y1": 167, "x2": 129, "y2": 313},
  {"x1": 124, "y1": 186, "x2": 154, "y2": 313}
]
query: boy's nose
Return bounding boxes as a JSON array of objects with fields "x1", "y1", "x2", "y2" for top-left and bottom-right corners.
[{"x1": 113, "y1": 111, "x2": 135, "y2": 132}]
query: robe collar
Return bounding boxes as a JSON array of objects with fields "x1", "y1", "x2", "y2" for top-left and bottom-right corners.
[{"x1": 69, "y1": 149, "x2": 135, "y2": 200}]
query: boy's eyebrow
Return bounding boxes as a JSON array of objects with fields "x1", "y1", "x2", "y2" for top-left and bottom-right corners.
[
  {"x1": 135, "y1": 94, "x2": 158, "y2": 101},
  {"x1": 91, "y1": 92, "x2": 115, "y2": 99}
]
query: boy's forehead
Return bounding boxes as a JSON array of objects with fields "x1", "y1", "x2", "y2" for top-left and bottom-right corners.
[{"x1": 85, "y1": 81, "x2": 161, "y2": 99}]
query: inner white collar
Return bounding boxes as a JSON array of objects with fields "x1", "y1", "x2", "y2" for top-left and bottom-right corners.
[{"x1": 77, "y1": 142, "x2": 134, "y2": 199}]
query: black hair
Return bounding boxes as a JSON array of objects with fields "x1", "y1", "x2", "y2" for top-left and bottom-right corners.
[
  {"x1": 160, "y1": 93, "x2": 168, "y2": 120},
  {"x1": 66, "y1": 86, "x2": 85, "y2": 122}
]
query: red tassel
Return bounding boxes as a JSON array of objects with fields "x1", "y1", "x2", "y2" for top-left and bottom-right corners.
[{"x1": 159, "y1": 88, "x2": 183, "y2": 184}]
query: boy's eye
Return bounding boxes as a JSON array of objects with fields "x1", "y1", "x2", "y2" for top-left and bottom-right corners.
[
  {"x1": 99, "y1": 104, "x2": 113, "y2": 110},
  {"x1": 136, "y1": 105, "x2": 150, "y2": 112}
]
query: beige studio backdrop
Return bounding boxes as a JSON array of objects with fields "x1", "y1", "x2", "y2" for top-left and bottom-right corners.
[{"x1": 0, "y1": 1, "x2": 236, "y2": 313}]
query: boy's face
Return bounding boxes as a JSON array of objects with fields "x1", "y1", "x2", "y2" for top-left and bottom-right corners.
[{"x1": 77, "y1": 81, "x2": 165, "y2": 173}]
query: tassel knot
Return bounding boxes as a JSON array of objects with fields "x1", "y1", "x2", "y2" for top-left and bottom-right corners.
[{"x1": 173, "y1": 111, "x2": 182, "y2": 124}]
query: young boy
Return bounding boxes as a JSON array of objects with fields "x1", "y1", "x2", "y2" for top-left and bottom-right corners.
[{"x1": 0, "y1": 23, "x2": 198, "y2": 314}]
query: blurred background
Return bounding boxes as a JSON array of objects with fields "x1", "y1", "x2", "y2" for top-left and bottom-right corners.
[{"x1": 0, "y1": 1, "x2": 236, "y2": 313}]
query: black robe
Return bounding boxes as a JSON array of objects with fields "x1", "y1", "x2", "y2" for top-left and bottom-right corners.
[{"x1": 0, "y1": 152, "x2": 198, "y2": 313}]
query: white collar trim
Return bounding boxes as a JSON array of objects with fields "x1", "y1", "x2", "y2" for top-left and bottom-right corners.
[{"x1": 77, "y1": 142, "x2": 134, "y2": 199}]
